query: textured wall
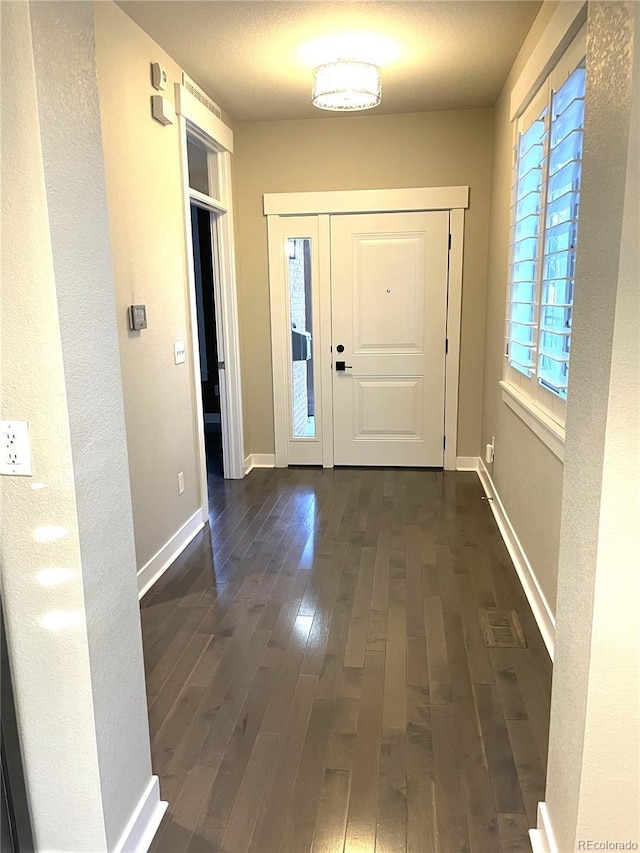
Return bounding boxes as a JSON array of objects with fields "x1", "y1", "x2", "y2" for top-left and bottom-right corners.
[
  {"x1": 1, "y1": 2, "x2": 153, "y2": 849},
  {"x1": 545, "y1": 2, "x2": 639, "y2": 848},
  {"x1": 0, "y1": 5, "x2": 108, "y2": 847},
  {"x1": 94, "y1": 1, "x2": 201, "y2": 572},
  {"x1": 233, "y1": 108, "x2": 494, "y2": 460}
]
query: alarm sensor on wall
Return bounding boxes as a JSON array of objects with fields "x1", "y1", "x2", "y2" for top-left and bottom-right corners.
[
  {"x1": 151, "y1": 95, "x2": 175, "y2": 126},
  {"x1": 151, "y1": 62, "x2": 168, "y2": 91}
]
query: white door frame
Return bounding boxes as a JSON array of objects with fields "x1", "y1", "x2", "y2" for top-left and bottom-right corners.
[
  {"x1": 264, "y1": 187, "x2": 469, "y2": 471},
  {"x1": 267, "y1": 215, "x2": 332, "y2": 468},
  {"x1": 176, "y1": 83, "x2": 245, "y2": 527}
]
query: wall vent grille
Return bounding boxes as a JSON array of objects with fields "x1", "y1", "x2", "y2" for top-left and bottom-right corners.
[{"x1": 182, "y1": 74, "x2": 222, "y2": 120}]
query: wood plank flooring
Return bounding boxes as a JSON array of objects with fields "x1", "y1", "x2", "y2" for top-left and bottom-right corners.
[{"x1": 142, "y1": 467, "x2": 551, "y2": 853}]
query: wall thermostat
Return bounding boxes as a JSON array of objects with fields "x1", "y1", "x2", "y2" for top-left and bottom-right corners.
[
  {"x1": 151, "y1": 62, "x2": 168, "y2": 91},
  {"x1": 151, "y1": 95, "x2": 175, "y2": 126},
  {"x1": 129, "y1": 304, "x2": 147, "y2": 331}
]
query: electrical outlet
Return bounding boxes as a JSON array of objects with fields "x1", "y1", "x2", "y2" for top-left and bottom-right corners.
[
  {"x1": 178, "y1": 471, "x2": 185, "y2": 495},
  {"x1": 1, "y1": 421, "x2": 32, "y2": 476}
]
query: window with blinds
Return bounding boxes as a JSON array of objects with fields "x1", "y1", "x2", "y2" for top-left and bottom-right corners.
[{"x1": 505, "y1": 29, "x2": 586, "y2": 424}]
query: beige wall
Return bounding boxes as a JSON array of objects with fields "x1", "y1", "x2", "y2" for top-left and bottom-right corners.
[
  {"x1": 480, "y1": 1, "x2": 566, "y2": 615},
  {"x1": 94, "y1": 2, "x2": 201, "y2": 571},
  {"x1": 233, "y1": 109, "x2": 494, "y2": 459}
]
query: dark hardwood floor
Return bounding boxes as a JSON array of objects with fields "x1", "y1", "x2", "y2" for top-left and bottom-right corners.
[{"x1": 142, "y1": 466, "x2": 551, "y2": 853}]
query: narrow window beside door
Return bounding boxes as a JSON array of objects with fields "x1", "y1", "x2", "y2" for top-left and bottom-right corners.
[{"x1": 288, "y1": 238, "x2": 315, "y2": 438}]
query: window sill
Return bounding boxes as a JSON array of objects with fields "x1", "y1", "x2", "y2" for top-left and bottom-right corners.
[{"x1": 500, "y1": 381, "x2": 565, "y2": 462}]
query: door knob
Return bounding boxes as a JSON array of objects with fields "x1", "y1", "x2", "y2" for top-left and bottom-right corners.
[{"x1": 335, "y1": 361, "x2": 353, "y2": 372}]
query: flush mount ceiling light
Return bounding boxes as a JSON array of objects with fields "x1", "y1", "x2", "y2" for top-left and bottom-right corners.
[{"x1": 312, "y1": 60, "x2": 382, "y2": 111}]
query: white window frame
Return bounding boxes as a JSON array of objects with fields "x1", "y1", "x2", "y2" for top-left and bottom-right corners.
[
  {"x1": 267, "y1": 215, "x2": 329, "y2": 467},
  {"x1": 502, "y1": 5, "x2": 587, "y2": 460}
]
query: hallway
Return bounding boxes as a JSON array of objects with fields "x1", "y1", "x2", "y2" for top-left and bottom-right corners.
[{"x1": 142, "y1": 468, "x2": 552, "y2": 853}]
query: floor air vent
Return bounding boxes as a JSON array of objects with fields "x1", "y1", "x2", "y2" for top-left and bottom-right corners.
[{"x1": 479, "y1": 609, "x2": 527, "y2": 648}]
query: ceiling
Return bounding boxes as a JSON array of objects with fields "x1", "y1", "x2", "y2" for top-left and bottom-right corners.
[{"x1": 117, "y1": 1, "x2": 542, "y2": 123}]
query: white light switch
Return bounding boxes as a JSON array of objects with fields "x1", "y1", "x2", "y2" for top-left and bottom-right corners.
[
  {"x1": 174, "y1": 341, "x2": 186, "y2": 365},
  {"x1": 1, "y1": 420, "x2": 32, "y2": 476}
]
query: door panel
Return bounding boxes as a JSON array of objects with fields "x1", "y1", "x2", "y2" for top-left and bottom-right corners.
[
  {"x1": 354, "y1": 237, "x2": 425, "y2": 353},
  {"x1": 331, "y1": 211, "x2": 449, "y2": 466},
  {"x1": 354, "y1": 377, "x2": 424, "y2": 438}
]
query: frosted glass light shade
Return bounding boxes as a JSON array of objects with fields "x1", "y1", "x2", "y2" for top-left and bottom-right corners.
[{"x1": 312, "y1": 60, "x2": 381, "y2": 111}]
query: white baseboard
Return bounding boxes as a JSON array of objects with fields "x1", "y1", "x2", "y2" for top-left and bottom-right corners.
[
  {"x1": 137, "y1": 509, "x2": 205, "y2": 599},
  {"x1": 114, "y1": 776, "x2": 167, "y2": 853},
  {"x1": 244, "y1": 453, "x2": 276, "y2": 475},
  {"x1": 456, "y1": 456, "x2": 480, "y2": 472},
  {"x1": 529, "y1": 803, "x2": 557, "y2": 853},
  {"x1": 477, "y1": 459, "x2": 555, "y2": 660}
]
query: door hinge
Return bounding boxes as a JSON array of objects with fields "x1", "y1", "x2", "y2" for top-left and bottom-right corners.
[
  {"x1": 218, "y1": 361, "x2": 225, "y2": 370},
  {"x1": 448, "y1": 233, "x2": 452, "y2": 250},
  {"x1": 443, "y1": 436, "x2": 446, "y2": 450},
  {"x1": 445, "y1": 338, "x2": 449, "y2": 355}
]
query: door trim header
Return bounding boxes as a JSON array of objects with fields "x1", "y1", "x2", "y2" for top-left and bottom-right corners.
[{"x1": 263, "y1": 186, "x2": 469, "y2": 216}]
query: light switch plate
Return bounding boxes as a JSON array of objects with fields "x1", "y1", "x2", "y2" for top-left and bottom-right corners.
[
  {"x1": 174, "y1": 341, "x2": 186, "y2": 364},
  {"x1": 1, "y1": 420, "x2": 32, "y2": 476}
]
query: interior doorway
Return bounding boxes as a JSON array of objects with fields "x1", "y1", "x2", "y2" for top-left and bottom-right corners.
[
  {"x1": 176, "y1": 80, "x2": 246, "y2": 514},
  {"x1": 191, "y1": 204, "x2": 223, "y2": 479}
]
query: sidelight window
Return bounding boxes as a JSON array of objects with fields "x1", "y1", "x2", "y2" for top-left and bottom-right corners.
[{"x1": 287, "y1": 238, "x2": 316, "y2": 438}]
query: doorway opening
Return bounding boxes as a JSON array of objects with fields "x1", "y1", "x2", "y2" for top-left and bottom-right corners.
[{"x1": 191, "y1": 203, "x2": 223, "y2": 480}]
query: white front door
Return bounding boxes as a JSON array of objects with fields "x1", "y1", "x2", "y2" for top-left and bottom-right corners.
[{"x1": 331, "y1": 211, "x2": 450, "y2": 466}]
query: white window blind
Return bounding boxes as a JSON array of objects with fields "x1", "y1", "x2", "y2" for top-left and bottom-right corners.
[{"x1": 506, "y1": 28, "x2": 586, "y2": 424}]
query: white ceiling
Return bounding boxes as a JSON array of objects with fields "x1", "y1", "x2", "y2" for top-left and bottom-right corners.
[{"x1": 117, "y1": 1, "x2": 541, "y2": 123}]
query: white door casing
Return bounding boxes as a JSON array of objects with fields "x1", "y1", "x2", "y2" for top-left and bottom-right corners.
[
  {"x1": 267, "y1": 215, "x2": 331, "y2": 466},
  {"x1": 265, "y1": 187, "x2": 468, "y2": 470},
  {"x1": 331, "y1": 211, "x2": 449, "y2": 466},
  {"x1": 176, "y1": 81, "x2": 245, "y2": 516}
]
